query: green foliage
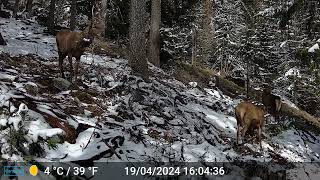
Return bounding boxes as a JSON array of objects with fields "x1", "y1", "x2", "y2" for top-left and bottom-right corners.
[
  {"x1": 267, "y1": 124, "x2": 284, "y2": 136},
  {"x1": 243, "y1": 0, "x2": 261, "y2": 12},
  {"x1": 279, "y1": 0, "x2": 305, "y2": 29},
  {"x1": 46, "y1": 136, "x2": 60, "y2": 150},
  {"x1": 77, "y1": 0, "x2": 94, "y2": 19},
  {"x1": 161, "y1": 0, "x2": 197, "y2": 27},
  {"x1": 295, "y1": 48, "x2": 310, "y2": 67},
  {"x1": 314, "y1": 49, "x2": 320, "y2": 67},
  {"x1": 315, "y1": 71, "x2": 320, "y2": 84},
  {"x1": 314, "y1": 21, "x2": 320, "y2": 32},
  {"x1": 105, "y1": 0, "x2": 130, "y2": 40},
  {"x1": 8, "y1": 128, "x2": 28, "y2": 148},
  {"x1": 295, "y1": 48, "x2": 320, "y2": 70}
]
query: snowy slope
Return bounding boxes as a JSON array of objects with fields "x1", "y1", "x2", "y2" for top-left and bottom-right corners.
[{"x1": 0, "y1": 18, "x2": 319, "y2": 180}]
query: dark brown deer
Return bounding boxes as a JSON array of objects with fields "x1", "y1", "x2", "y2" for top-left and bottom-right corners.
[
  {"x1": 262, "y1": 88, "x2": 282, "y2": 122},
  {"x1": 56, "y1": 23, "x2": 94, "y2": 82},
  {"x1": 235, "y1": 101, "x2": 265, "y2": 150}
]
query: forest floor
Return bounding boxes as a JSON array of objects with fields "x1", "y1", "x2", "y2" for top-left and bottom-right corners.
[{"x1": 0, "y1": 18, "x2": 319, "y2": 180}]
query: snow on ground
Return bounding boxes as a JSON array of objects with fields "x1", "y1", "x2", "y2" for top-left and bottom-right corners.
[
  {"x1": 285, "y1": 68, "x2": 301, "y2": 78},
  {"x1": 308, "y1": 43, "x2": 319, "y2": 53},
  {"x1": 0, "y1": 18, "x2": 319, "y2": 179},
  {"x1": 0, "y1": 18, "x2": 57, "y2": 58}
]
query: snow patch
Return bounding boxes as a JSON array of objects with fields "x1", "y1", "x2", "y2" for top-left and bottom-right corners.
[{"x1": 308, "y1": 43, "x2": 319, "y2": 53}]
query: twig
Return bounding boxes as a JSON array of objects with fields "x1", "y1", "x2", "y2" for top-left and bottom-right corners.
[
  {"x1": 83, "y1": 117, "x2": 100, "y2": 149},
  {"x1": 104, "y1": 140, "x2": 122, "y2": 159}
]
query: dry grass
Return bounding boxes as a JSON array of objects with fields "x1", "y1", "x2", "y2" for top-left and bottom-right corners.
[{"x1": 71, "y1": 90, "x2": 95, "y2": 104}]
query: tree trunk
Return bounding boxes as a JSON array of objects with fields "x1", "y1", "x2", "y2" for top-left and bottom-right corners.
[
  {"x1": 26, "y1": 0, "x2": 33, "y2": 18},
  {"x1": 307, "y1": 1, "x2": 315, "y2": 38},
  {"x1": 0, "y1": 32, "x2": 6, "y2": 45},
  {"x1": 13, "y1": 0, "x2": 19, "y2": 18},
  {"x1": 92, "y1": 0, "x2": 107, "y2": 39},
  {"x1": 129, "y1": 0, "x2": 149, "y2": 80},
  {"x1": 149, "y1": 0, "x2": 161, "y2": 67},
  {"x1": 246, "y1": 57, "x2": 250, "y2": 100},
  {"x1": 70, "y1": 0, "x2": 77, "y2": 30},
  {"x1": 200, "y1": 0, "x2": 214, "y2": 63},
  {"x1": 191, "y1": 27, "x2": 197, "y2": 65},
  {"x1": 48, "y1": 0, "x2": 56, "y2": 34}
]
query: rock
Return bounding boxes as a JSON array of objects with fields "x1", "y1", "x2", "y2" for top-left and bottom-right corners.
[
  {"x1": 189, "y1": 81, "x2": 197, "y2": 87},
  {"x1": 64, "y1": 106, "x2": 84, "y2": 116},
  {"x1": 53, "y1": 78, "x2": 71, "y2": 91},
  {"x1": 148, "y1": 128, "x2": 161, "y2": 139},
  {"x1": 150, "y1": 116, "x2": 165, "y2": 125},
  {"x1": 87, "y1": 105, "x2": 104, "y2": 117},
  {"x1": 0, "y1": 73, "x2": 15, "y2": 82},
  {"x1": 71, "y1": 91, "x2": 95, "y2": 104},
  {"x1": 25, "y1": 82, "x2": 39, "y2": 96}
]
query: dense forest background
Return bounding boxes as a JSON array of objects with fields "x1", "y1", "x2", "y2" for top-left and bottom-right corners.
[
  {"x1": 8, "y1": 0, "x2": 318, "y2": 116},
  {"x1": 1, "y1": 0, "x2": 320, "y2": 116},
  {"x1": 0, "y1": 0, "x2": 320, "y2": 179}
]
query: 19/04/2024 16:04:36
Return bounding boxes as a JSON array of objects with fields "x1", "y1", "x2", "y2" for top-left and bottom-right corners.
[{"x1": 125, "y1": 166, "x2": 225, "y2": 176}]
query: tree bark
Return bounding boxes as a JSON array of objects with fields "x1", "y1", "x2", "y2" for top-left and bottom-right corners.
[
  {"x1": 26, "y1": 0, "x2": 33, "y2": 18},
  {"x1": 70, "y1": 0, "x2": 77, "y2": 30},
  {"x1": 13, "y1": 0, "x2": 19, "y2": 18},
  {"x1": 201, "y1": 0, "x2": 214, "y2": 63},
  {"x1": 92, "y1": 0, "x2": 107, "y2": 39},
  {"x1": 306, "y1": 1, "x2": 315, "y2": 38},
  {"x1": 149, "y1": 0, "x2": 161, "y2": 67},
  {"x1": 129, "y1": 0, "x2": 149, "y2": 80},
  {"x1": 191, "y1": 27, "x2": 197, "y2": 65},
  {"x1": 48, "y1": 0, "x2": 56, "y2": 34}
]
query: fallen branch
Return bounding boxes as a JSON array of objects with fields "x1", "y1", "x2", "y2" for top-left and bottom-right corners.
[{"x1": 11, "y1": 97, "x2": 77, "y2": 143}]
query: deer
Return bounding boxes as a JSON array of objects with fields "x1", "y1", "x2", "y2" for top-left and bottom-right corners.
[
  {"x1": 235, "y1": 101, "x2": 266, "y2": 150},
  {"x1": 262, "y1": 88, "x2": 282, "y2": 123},
  {"x1": 55, "y1": 23, "x2": 94, "y2": 83}
]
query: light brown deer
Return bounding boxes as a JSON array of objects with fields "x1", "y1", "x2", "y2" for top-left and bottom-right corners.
[
  {"x1": 235, "y1": 101, "x2": 265, "y2": 150},
  {"x1": 56, "y1": 24, "x2": 93, "y2": 83}
]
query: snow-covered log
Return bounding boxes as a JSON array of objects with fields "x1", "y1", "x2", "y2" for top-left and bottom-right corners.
[{"x1": 280, "y1": 102, "x2": 320, "y2": 129}]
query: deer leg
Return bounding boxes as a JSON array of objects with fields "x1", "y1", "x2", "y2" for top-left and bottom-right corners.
[
  {"x1": 68, "y1": 54, "x2": 73, "y2": 77},
  {"x1": 74, "y1": 57, "x2": 80, "y2": 83},
  {"x1": 58, "y1": 53, "x2": 66, "y2": 78},
  {"x1": 237, "y1": 125, "x2": 241, "y2": 146},
  {"x1": 258, "y1": 126, "x2": 262, "y2": 151},
  {"x1": 241, "y1": 124, "x2": 249, "y2": 142}
]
